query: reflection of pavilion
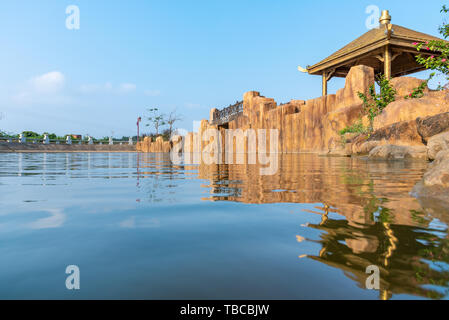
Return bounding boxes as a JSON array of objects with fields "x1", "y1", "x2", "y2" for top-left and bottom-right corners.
[
  {"x1": 301, "y1": 205, "x2": 449, "y2": 300},
  {"x1": 195, "y1": 154, "x2": 449, "y2": 299}
]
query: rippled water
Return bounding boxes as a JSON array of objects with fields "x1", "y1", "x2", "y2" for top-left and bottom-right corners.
[{"x1": 0, "y1": 152, "x2": 448, "y2": 299}]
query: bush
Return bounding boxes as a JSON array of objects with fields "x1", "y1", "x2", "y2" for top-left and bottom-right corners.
[
  {"x1": 358, "y1": 75, "x2": 396, "y2": 132},
  {"x1": 405, "y1": 73, "x2": 436, "y2": 99},
  {"x1": 339, "y1": 119, "x2": 368, "y2": 136}
]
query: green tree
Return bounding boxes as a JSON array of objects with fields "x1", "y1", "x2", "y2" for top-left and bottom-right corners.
[
  {"x1": 22, "y1": 131, "x2": 40, "y2": 138},
  {"x1": 146, "y1": 108, "x2": 166, "y2": 137}
]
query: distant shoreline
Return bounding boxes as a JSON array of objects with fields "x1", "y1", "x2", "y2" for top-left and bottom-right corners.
[{"x1": 0, "y1": 142, "x2": 136, "y2": 153}]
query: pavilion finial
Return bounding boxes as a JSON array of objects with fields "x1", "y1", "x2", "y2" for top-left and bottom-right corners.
[{"x1": 379, "y1": 10, "x2": 391, "y2": 25}]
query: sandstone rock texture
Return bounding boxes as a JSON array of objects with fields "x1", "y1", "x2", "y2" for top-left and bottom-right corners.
[
  {"x1": 223, "y1": 65, "x2": 374, "y2": 153},
  {"x1": 351, "y1": 109, "x2": 449, "y2": 158},
  {"x1": 368, "y1": 145, "x2": 428, "y2": 160},
  {"x1": 413, "y1": 150, "x2": 449, "y2": 210},
  {"x1": 373, "y1": 90, "x2": 449, "y2": 131},
  {"x1": 427, "y1": 132, "x2": 449, "y2": 160},
  {"x1": 136, "y1": 136, "x2": 172, "y2": 153},
  {"x1": 416, "y1": 112, "x2": 449, "y2": 142},
  {"x1": 390, "y1": 77, "x2": 429, "y2": 100},
  {"x1": 137, "y1": 65, "x2": 449, "y2": 158}
]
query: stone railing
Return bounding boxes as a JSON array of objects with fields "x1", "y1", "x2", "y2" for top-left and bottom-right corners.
[
  {"x1": 0, "y1": 135, "x2": 135, "y2": 146},
  {"x1": 210, "y1": 101, "x2": 243, "y2": 126}
]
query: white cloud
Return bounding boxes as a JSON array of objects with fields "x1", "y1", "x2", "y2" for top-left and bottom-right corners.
[
  {"x1": 31, "y1": 71, "x2": 65, "y2": 93},
  {"x1": 118, "y1": 83, "x2": 136, "y2": 93},
  {"x1": 12, "y1": 71, "x2": 69, "y2": 105},
  {"x1": 28, "y1": 209, "x2": 66, "y2": 229}
]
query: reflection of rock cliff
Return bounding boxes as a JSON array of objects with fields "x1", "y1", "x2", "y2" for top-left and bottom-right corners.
[
  {"x1": 136, "y1": 151, "x2": 449, "y2": 300},
  {"x1": 197, "y1": 154, "x2": 433, "y2": 226},
  {"x1": 194, "y1": 154, "x2": 449, "y2": 300}
]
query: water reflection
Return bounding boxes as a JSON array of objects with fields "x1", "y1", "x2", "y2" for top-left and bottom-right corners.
[
  {"x1": 188, "y1": 154, "x2": 449, "y2": 299},
  {"x1": 1, "y1": 152, "x2": 448, "y2": 299}
]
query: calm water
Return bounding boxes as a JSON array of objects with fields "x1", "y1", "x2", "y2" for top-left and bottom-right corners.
[{"x1": 0, "y1": 152, "x2": 448, "y2": 300}]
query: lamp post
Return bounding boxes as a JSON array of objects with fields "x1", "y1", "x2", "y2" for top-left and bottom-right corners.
[{"x1": 137, "y1": 116, "x2": 142, "y2": 143}]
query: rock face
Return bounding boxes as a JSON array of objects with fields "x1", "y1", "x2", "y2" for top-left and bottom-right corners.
[
  {"x1": 416, "y1": 112, "x2": 449, "y2": 142},
  {"x1": 367, "y1": 120, "x2": 424, "y2": 146},
  {"x1": 368, "y1": 145, "x2": 428, "y2": 160},
  {"x1": 390, "y1": 77, "x2": 429, "y2": 99},
  {"x1": 224, "y1": 65, "x2": 374, "y2": 153},
  {"x1": 427, "y1": 132, "x2": 449, "y2": 160},
  {"x1": 137, "y1": 65, "x2": 449, "y2": 157},
  {"x1": 413, "y1": 151, "x2": 449, "y2": 209},
  {"x1": 373, "y1": 90, "x2": 449, "y2": 131},
  {"x1": 350, "y1": 112, "x2": 449, "y2": 157},
  {"x1": 136, "y1": 136, "x2": 172, "y2": 153}
]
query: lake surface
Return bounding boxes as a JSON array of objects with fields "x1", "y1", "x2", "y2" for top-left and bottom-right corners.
[{"x1": 0, "y1": 152, "x2": 448, "y2": 300}]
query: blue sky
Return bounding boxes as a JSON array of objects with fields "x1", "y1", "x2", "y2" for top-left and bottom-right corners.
[{"x1": 0, "y1": 0, "x2": 447, "y2": 138}]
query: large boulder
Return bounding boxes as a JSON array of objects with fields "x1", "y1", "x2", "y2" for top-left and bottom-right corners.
[
  {"x1": 350, "y1": 119, "x2": 425, "y2": 155},
  {"x1": 352, "y1": 140, "x2": 380, "y2": 155},
  {"x1": 333, "y1": 65, "x2": 375, "y2": 111},
  {"x1": 368, "y1": 145, "x2": 428, "y2": 160},
  {"x1": 367, "y1": 120, "x2": 424, "y2": 146},
  {"x1": 427, "y1": 132, "x2": 449, "y2": 160},
  {"x1": 416, "y1": 112, "x2": 449, "y2": 143},
  {"x1": 373, "y1": 90, "x2": 449, "y2": 131},
  {"x1": 413, "y1": 151, "x2": 449, "y2": 210},
  {"x1": 350, "y1": 111, "x2": 449, "y2": 156},
  {"x1": 390, "y1": 76, "x2": 429, "y2": 99}
]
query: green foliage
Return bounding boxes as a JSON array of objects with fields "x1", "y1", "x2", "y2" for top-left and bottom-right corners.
[
  {"x1": 146, "y1": 107, "x2": 166, "y2": 136},
  {"x1": 21, "y1": 131, "x2": 40, "y2": 138},
  {"x1": 405, "y1": 73, "x2": 436, "y2": 99},
  {"x1": 414, "y1": 6, "x2": 449, "y2": 78},
  {"x1": 339, "y1": 119, "x2": 368, "y2": 136},
  {"x1": 339, "y1": 119, "x2": 368, "y2": 145},
  {"x1": 357, "y1": 75, "x2": 397, "y2": 131}
]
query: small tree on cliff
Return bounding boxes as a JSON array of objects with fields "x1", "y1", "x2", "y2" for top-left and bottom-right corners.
[
  {"x1": 358, "y1": 75, "x2": 397, "y2": 132},
  {"x1": 146, "y1": 108, "x2": 166, "y2": 138},
  {"x1": 414, "y1": 6, "x2": 449, "y2": 80}
]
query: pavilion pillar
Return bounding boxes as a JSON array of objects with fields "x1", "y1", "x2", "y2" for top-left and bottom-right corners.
[
  {"x1": 384, "y1": 45, "x2": 392, "y2": 79},
  {"x1": 322, "y1": 71, "x2": 328, "y2": 96}
]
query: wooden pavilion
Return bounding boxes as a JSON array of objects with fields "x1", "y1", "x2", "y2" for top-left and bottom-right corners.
[{"x1": 299, "y1": 10, "x2": 446, "y2": 95}]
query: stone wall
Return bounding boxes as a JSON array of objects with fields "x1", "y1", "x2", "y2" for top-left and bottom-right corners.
[
  {"x1": 136, "y1": 136, "x2": 172, "y2": 153},
  {"x1": 137, "y1": 64, "x2": 449, "y2": 156},
  {"x1": 222, "y1": 65, "x2": 374, "y2": 153}
]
